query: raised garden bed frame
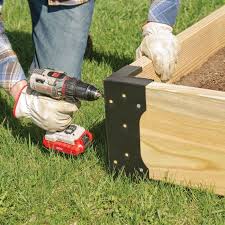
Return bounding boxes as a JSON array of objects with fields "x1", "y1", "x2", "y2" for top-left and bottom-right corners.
[{"x1": 104, "y1": 5, "x2": 225, "y2": 195}]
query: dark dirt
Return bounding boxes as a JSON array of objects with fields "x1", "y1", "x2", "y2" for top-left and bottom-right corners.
[{"x1": 175, "y1": 47, "x2": 225, "y2": 91}]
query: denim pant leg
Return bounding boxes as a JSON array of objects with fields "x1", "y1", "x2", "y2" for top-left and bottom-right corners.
[{"x1": 28, "y1": 0, "x2": 94, "y2": 79}]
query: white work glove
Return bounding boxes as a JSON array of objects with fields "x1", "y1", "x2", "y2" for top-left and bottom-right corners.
[
  {"x1": 136, "y1": 22, "x2": 179, "y2": 81},
  {"x1": 13, "y1": 85, "x2": 80, "y2": 132}
]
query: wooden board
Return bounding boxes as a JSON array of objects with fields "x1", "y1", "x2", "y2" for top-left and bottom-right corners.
[
  {"x1": 130, "y1": 56, "x2": 161, "y2": 82},
  {"x1": 140, "y1": 82, "x2": 225, "y2": 195},
  {"x1": 105, "y1": 5, "x2": 225, "y2": 195},
  {"x1": 131, "y1": 5, "x2": 225, "y2": 83},
  {"x1": 134, "y1": 6, "x2": 225, "y2": 194}
]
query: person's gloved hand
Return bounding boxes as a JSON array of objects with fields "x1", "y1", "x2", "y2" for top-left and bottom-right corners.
[
  {"x1": 13, "y1": 85, "x2": 80, "y2": 132},
  {"x1": 136, "y1": 22, "x2": 179, "y2": 81}
]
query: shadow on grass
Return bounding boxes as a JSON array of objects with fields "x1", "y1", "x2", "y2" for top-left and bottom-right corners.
[
  {"x1": 85, "y1": 35, "x2": 133, "y2": 72},
  {"x1": 6, "y1": 30, "x2": 34, "y2": 74},
  {"x1": 85, "y1": 49, "x2": 132, "y2": 72},
  {"x1": 89, "y1": 119, "x2": 109, "y2": 169}
]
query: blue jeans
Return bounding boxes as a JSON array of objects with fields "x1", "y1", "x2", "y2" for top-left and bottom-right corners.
[{"x1": 28, "y1": 0, "x2": 94, "y2": 79}]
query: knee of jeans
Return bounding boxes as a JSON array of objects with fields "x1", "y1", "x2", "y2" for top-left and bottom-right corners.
[{"x1": 31, "y1": 52, "x2": 82, "y2": 79}]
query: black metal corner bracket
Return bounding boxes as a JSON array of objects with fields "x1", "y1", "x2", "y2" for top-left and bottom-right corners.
[{"x1": 104, "y1": 65, "x2": 153, "y2": 177}]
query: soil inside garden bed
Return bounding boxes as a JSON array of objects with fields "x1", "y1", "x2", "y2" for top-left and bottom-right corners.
[{"x1": 175, "y1": 47, "x2": 225, "y2": 91}]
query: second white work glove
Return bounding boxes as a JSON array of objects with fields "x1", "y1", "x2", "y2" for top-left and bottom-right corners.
[
  {"x1": 13, "y1": 85, "x2": 80, "y2": 132},
  {"x1": 136, "y1": 22, "x2": 179, "y2": 81}
]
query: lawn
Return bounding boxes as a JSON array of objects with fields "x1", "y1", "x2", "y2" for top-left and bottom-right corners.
[{"x1": 1, "y1": 0, "x2": 225, "y2": 224}]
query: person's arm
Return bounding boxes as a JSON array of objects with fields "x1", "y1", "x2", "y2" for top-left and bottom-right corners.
[
  {"x1": 136, "y1": 0, "x2": 180, "y2": 81},
  {"x1": 148, "y1": 0, "x2": 180, "y2": 26},
  {"x1": 0, "y1": 39, "x2": 27, "y2": 99},
  {"x1": 0, "y1": 46, "x2": 27, "y2": 99},
  {"x1": 0, "y1": 5, "x2": 27, "y2": 97}
]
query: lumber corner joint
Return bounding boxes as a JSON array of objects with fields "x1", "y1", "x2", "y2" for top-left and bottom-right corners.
[{"x1": 103, "y1": 65, "x2": 153, "y2": 177}]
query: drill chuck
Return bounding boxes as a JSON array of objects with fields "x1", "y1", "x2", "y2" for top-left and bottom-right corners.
[{"x1": 63, "y1": 78, "x2": 101, "y2": 102}]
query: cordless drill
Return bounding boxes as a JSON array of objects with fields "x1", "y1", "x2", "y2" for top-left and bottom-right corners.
[
  {"x1": 28, "y1": 68, "x2": 101, "y2": 156},
  {"x1": 29, "y1": 68, "x2": 101, "y2": 102}
]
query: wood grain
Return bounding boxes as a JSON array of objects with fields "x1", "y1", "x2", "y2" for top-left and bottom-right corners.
[
  {"x1": 169, "y1": 4, "x2": 225, "y2": 83},
  {"x1": 140, "y1": 82, "x2": 225, "y2": 195},
  {"x1": 130, "y1": 56, "x2": 161, "y2": 82}
]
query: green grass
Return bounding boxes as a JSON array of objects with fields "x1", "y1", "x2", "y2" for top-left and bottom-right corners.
[{"x1": 1, "y1": 0, "x2": 225, "y2": 224}]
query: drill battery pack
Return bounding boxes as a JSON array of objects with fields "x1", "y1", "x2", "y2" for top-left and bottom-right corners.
[{"x1": 43, "y1": 125, "x2": 93, "y2": 156}]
